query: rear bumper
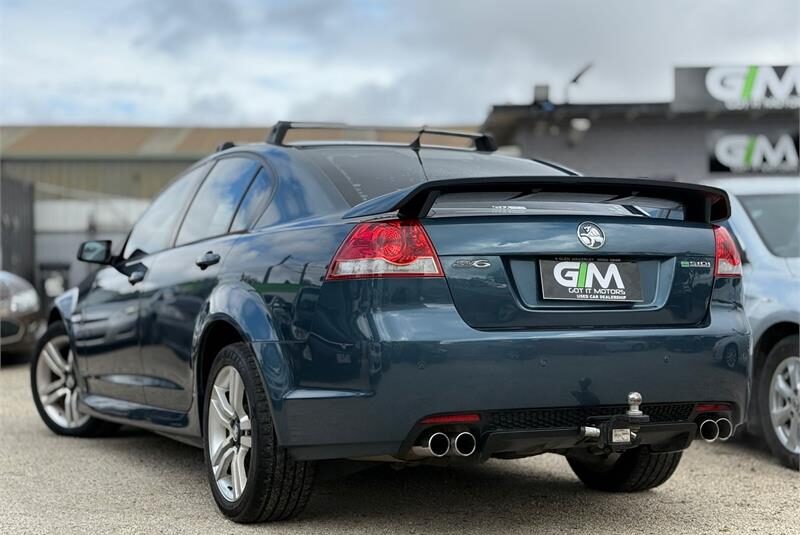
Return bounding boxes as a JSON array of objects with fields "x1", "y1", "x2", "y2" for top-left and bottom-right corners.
[
  {"x1": 255, "y1": 300, "x2": 750, "y2": 461},
  {"x1": 480, "y1": 421, "x2": 698, "y2": 460}
]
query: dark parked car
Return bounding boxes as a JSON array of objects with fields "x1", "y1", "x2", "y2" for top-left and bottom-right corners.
[
  {"x1": 1, "y1": 270, "x2": 42, "y2": 357},
  {"x1": 31, "y1": 123, "x2": 751, "y2": 523},
  {"x1": 704, "y1": 177, "x2": 799, "y2": 470}
]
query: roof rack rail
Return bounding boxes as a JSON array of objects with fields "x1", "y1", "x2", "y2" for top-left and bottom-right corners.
[
  {"x1": 216, "y1": 141, "x2": 236, "y2": 152},
  {"x1": 266, "y1": 121, "x2": 497, "y2": 152}
]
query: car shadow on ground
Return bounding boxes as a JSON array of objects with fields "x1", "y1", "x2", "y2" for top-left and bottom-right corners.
[
  {"x1": 721, "y1": 429, "x2": 781, "y2": 466},
  {"x1": 0, "y1": 351, "x2": 33, "y2": 367},
  {"x1": 85, "y1": 426, "x2": 693, "y2": 532}
]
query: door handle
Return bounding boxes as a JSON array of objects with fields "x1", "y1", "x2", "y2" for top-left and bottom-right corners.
[
  {"x1": 196, "y1": 251, "x2": 221, "y2": 270},
  {"x1": 128, "y1": 270, "x2": 145, "y2": 285}
]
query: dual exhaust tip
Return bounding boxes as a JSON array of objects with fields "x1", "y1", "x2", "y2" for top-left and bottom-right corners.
[
  {"x1": 412, "y1": 431, "x2": 477, "y2": 458},
  {"x1": 698, "y1": 418, "x2": 733, "y2": 443}
]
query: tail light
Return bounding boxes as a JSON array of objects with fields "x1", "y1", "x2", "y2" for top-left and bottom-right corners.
[
  {"x1": 713, "y1": 226, "x2": 742, "y2": 278},
  {"x1": 326, "y1": 219, "x2": 443, "y2": 280}
]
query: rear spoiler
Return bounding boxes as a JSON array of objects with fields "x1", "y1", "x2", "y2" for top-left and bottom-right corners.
[{"x1": 343, "y1": 176, "x2": 730, "y2": 224}]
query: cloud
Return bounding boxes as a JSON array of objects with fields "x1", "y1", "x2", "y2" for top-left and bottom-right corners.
[
  {"x1": 128, "y1": 0, "x2": 247, "y2": 57},
  {"x1": 1, "y1": 0, "x2": 798, "y2": 126}
]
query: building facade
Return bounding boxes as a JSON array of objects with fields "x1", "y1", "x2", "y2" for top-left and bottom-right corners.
[{"x1": 484, "y1": 66, "x2": 799, "y2": 182}]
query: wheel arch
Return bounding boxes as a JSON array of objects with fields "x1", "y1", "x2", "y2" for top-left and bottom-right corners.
[
  {"x1": 748, "y1": 321, "x2": 799, "y2": 430},
  {"x1": 754, "y1": 321, "x2": 799, "y2": 380},
  {"x1": 47, "y1": 286, "x2": 80, "y2": 338},
  {"x1": 47, "y1": 307, "x2": 63, "y2": 325},
  {"x1": 194, "y1": 283, "x2": 289, "y2": 437},
  {"x1": 195, "y1": 316, "x2": 247, "y2": 424}
]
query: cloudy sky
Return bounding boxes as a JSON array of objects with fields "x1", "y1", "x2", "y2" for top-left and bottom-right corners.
[{"x1": 1, "y1": 0, "x2": 798, "y2": 126}]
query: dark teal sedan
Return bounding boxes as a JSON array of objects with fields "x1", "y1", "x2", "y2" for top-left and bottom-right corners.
[{"x1": 31, "y1": 123, "x2": 750, "y2": 522}]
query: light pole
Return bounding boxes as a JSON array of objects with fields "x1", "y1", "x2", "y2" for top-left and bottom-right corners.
[{"x1": 563, "y1": 63, "x2": 593, "y2": 104}]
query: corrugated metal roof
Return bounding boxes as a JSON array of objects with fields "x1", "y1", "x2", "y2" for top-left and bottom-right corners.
[
  {"x1": 0, "y1": 126, "x2": 264, "y2": 158},
  {"x1": 1, "y1": 158, "x2": 194, "y2": 198},
  {"x1": 0, "y1": 125, "x2": 480, "y2": 158}
]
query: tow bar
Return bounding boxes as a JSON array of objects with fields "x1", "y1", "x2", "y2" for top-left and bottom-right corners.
[{"x1": 579, "y1": 392, "x2": 651, "y2": 452}]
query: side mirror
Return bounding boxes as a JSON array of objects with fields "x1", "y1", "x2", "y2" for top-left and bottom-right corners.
[{"x1": 77, "y1": 240, "x2": 113, "y2": 264}]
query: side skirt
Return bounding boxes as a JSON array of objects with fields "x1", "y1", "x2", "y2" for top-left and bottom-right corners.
[{"x1": 79, "y1": 393, "x2": 203, "y2": 448}]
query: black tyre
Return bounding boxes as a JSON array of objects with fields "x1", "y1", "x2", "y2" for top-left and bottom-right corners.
[
  {"x1": 567, "y1": 447, "x2": 682, "y2": 492},
  {"x1": 30, "y1": 322, "x2": 118, "y2": 437},
  {"x1": 757, "y1": 335, "x2": 800, "y2": 470},
  {"x1": 203, "y1": 342, "x2": 315, "y2": 523}
]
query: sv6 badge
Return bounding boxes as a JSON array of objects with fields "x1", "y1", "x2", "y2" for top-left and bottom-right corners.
[{"x1": 452, "y1": 259, "x2": 492, "y2": 268}]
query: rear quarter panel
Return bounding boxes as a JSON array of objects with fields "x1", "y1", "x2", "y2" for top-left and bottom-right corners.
[{"x1": 218, "y1": 220, "x2": 350, "y2": 439}]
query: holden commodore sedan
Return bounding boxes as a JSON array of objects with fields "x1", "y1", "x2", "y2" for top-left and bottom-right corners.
[{"x1": 32, "y1": 123, "x2": 750, "y2": 522}]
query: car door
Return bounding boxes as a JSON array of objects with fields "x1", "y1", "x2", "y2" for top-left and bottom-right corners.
[
  {"x1": 72, "y1": 162, "x2": 210, "y2": 404},
  {"x1": 72, "y1": 263, "x2": 146, "y2": 404},
  {"x1": 140, "y1": 156, "x2": 264, "y2": 411}
]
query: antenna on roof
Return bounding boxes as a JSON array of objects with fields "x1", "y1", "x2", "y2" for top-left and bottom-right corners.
[
  {"x1": 409, "y1": 125, "x2": 427, "y2": 151},
  {"x1": 216, "y1": 141, "x2": 236, "y2": 152},
  {"x1": 409, "y1": 126, "x2": 430, "y2": 181}
]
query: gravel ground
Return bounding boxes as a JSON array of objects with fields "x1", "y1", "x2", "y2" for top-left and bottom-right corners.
[{"x1": 1, "y1": 362, "x2": 797, "y2": 535}]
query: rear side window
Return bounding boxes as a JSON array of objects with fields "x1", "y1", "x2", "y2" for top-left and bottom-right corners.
[
  {"x1": 230, "y1": 168, "x2": 273, "y2": 232},
  {"x1": 176, "y1": 157, "x2": 259, "y2": 246},
  {"x1": 123, "y1": 162, "x2": 210, "y2": 259}
]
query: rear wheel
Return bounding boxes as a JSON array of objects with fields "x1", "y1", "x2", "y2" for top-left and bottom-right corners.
[
  {"x1": 30, "y1": 322, "x2": 118, "y2": 437},
  {"x1": 203, "y1": 342, "x2": 315, "y2": 523},
  {"x1": 567, "y1": 447, "x2": 682, "y2": 492},
  {"x1": 758, "y1": 335, "x2": 800, "y2": 470}
]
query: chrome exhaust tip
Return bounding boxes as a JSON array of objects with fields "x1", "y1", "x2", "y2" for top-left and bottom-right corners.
[
  {"x1": 411, "y1": 432, "x2": 451, "y2": 458},
  {"x1": 716, "y1": 418, "x2": 733, "y2": 441},
  {"x1": 452, "y1": 432, "x2": 477, "y2": 457},
  {"x1": 698, "y1": 419, "x2": 719, "y2": 442}
]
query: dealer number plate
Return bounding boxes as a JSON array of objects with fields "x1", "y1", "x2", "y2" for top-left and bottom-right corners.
[{"x1": 540, "y1": 259, "x2": 643, "y2": 303}]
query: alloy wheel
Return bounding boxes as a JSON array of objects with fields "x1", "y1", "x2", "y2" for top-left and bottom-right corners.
[
  {"x1": 35, "y1": 335, "x2": 90, "y2": 429},
  {"x1": 207, "y1": 365, "x2": 252, "y2": 502},
  {"x1": 769, "y1": 355, "x2": 800, "y2": 454}
]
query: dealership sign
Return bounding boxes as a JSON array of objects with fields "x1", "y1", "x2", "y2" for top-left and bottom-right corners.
[
  {"x1": 674, "y1": 65, "x2": 800, "y2": 111},
  {"x1": 709, "y1": 131, "x2": 799, "y2": 174}
]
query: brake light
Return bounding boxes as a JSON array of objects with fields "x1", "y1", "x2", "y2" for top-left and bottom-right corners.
[
  {"x1": 326, "y1": 219, "x2": 443, "y2": 280},
  {"x1": 713, "y1": 226, "x2": 742, "y2": 278}
]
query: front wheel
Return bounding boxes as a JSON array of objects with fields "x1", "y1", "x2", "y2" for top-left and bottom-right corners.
[
  {"x1": 203, "y1": 342, "x2": 315, "y2": 523},
  {"x1": 30, "y1": 322, "x2": 118, "y2": 437},
  {"x1": 567, "y1": 447, "x2": 682, "y2": 492}
]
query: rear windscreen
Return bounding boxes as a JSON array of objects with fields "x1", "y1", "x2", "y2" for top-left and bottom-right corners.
[
  {"x1": 301, "y1": 146, "x2": 558, "y2": 206},
  {"x1": 739, "y1": 193, "x2": 800, "y2": 258},
  {"x1": 429, "y1": 191, "x2": 685, "y2": 219}
]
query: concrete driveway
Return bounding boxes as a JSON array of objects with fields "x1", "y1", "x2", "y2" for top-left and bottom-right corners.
[{"x1": 1, "y1": 363, "x2": 796, "y2": 534}]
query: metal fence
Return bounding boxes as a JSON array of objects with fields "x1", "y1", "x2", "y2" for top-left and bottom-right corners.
[{"x1": 0, "y1": 176, "x2": 35, "y2": 283}]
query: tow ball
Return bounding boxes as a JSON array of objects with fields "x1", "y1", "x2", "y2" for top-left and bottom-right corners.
[{"x1": 580, "y1": 392, "x2": 650, "y2": 452}]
